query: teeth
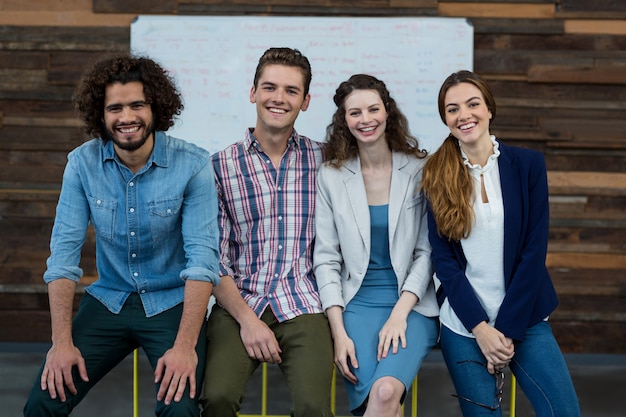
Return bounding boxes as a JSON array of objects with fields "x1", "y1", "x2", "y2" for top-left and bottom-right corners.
[
  {"x1": 119, "y1": 126, "x2": 140, "y2": 133},
  {"x1": 360, "y1": 126, "x2": 376, "y2": 132},
  {"x1": 460, "y1": 122, "x2": 476, "y2": 130},
  {"x1": 269, "y1": 108, "x2": 286, "y2": 114}
]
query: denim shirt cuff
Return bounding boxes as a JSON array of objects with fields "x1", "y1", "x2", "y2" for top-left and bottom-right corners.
[
  {"x1": 180, "y1": 267, "x2": 220, "y2": 286},
  {"x1": 43, "y1": 266, "x2": 83, "y2": 283}
]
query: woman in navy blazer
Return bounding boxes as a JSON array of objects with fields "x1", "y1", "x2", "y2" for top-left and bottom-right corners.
[
  {"x1": 314, "y1": 74, "x2": 439, "y2": 417},
  {"x1": 421, "y1": 70, "x2": 580, "y2": 417}
]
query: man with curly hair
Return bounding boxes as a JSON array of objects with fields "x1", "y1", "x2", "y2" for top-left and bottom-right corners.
[{"x1": 23, "y1": 54, "x2": 220, "y2": 417}]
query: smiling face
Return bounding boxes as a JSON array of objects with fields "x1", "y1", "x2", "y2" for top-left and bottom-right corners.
[
  {"x1": 443, "y1": 82, "x2": 492, "y2": 149},
  {"x1": 344, "y1": 89, "x2": 388, "y2": 148},
  {"x1": 250, "y1": 64, "x2": 310, "y2": 140},
  {"x1": 103, "y1": 81, "x2": 154, "y2": 153}
]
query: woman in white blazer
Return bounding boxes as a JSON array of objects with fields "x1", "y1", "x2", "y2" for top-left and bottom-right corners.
[{"x1": 314, "y1": 74, "x2": 439, "y2": 417}]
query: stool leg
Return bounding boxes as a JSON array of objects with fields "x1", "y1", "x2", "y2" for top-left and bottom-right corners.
[
  {"x1": 331, "y1": 366, "x2": 337, "y2": 415},
  {"x1": 509, "y1": 373, "x2": 517, "y2": 417},
  {"x1": 134, "y1": 349, "x2": 139, "y2": 417},
  {"x1": 261, "y1": 362, "x2": 268, "y2": 416},
  {"x1": 411, "y1": 375, "x2": 418, "y2": 417}
]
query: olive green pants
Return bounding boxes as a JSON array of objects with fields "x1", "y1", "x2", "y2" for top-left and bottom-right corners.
[{"x1": 201, "y1": 305, "x2": 334, "y2": 417}]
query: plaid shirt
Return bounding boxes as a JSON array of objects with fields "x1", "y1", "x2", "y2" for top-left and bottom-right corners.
[{"x1": 212, "y1": 128, "x2": 324, "y2": 322}]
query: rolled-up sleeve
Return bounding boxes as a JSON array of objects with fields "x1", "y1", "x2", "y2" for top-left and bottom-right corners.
[
  {"x1": 179, "y1": 158, "x2": 221, "y2": 286},
  {"x1": 44, "y1": 153, "x2": 89, "y2": 284}
]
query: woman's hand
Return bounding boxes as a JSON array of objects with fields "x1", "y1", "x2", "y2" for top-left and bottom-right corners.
[
  {"x1": 333, "y1": 332, "x2": 359, "y2": 384},
  {"x1": 378, "y1": 291, "x2": 419, "y2": 361},
  {"x1": 326, "y1": 306, "x2": 358, "y2": 384},
  {"x1": 472, "y1": 321, "x2": 514, "y2": 374},
  {"x1": 378, "y1": 314, "x2": 408, "y2": 361}
]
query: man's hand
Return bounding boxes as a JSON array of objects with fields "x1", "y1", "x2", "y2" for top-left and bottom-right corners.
[
  {"x1": 154, "y1": 279, "x2": 212, "y2": 404},
  {"x1": 41, "y1": 343, "x2": 89, "y2": 402},
  {"x1": 155, "y1": 345, "x2": 198, "y2": 405},
  {"x1": 240, "y1": 317, "x2": 282, "y2": 364},
  {"x1": 43, "y1": 279, "x2": 86, "y2": 402},
  {"x1": 211, "y1": 276, "x2": 282, "y2": 363}
]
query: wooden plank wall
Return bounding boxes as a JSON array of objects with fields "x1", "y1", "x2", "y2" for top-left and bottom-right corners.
[{"x1": 0, "y1": 0, "x2": 624, "y2": 353}]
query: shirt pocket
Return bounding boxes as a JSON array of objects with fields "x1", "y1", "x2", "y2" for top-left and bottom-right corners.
[
  {"x1": 149, "y1": 197, "x2": 183, "y2": 243},
  {"x1": 88, "y1": 196, "x2": 117, "y2": 241}
]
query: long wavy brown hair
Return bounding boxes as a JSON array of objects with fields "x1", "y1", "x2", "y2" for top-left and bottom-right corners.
[
  {"x1": 73, "y1": 54, "x2": 183, "y2": 140},
  {"x1": 421, "y1": 70, "x2": 497, "y2": 241},
  {"x1": 324, "y1": 74, "x2": 426, "y2": 167}
]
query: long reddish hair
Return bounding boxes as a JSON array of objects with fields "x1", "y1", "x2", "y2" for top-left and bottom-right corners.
[{"x1": 421, "y1": 70, "x2": 496, "y2": 241}]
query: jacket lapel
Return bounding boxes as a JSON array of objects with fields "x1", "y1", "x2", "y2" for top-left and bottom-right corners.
[
  {"x1": 388, "y1": 152, "x2": 411, "y2": 245},
  {"x1": 344, "y1": 157, "x2": 371, "y2": 250},
  {"x1": 498, "y1": 141, "x2": 521, "y2": 286}
]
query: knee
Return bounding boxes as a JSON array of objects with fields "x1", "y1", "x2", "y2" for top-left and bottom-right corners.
[
  {"x1": 157, "y1": 398, "x2": 201, "y2": 417},
  {"x1": 289, "y1": 381, "x2": 333, "y2": 417},
  {"x1": 370, "y1": 377, "x2": 403, "y2": 406},
  {"x1": 24, "y1": 389, "x2": 71, "y2": 417},
  {"x1": 199, "y1": 387, "x2": 241, "y2": 417}
]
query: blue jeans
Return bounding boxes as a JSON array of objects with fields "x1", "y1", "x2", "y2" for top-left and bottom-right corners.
[
  {"x1": 440, "y1": 322, "x2": 581, "y2": 417},
  {"x1": 24, "y1": 293, "x2": 207, "y2": 417}
]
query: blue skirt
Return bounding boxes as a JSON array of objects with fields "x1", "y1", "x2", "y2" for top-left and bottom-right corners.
[{"x1": 342, "y1": 291, "x2": 439, "y2": 415}]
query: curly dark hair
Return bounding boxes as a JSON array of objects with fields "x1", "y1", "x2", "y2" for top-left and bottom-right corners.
[
  {"x1": 73, "y1": 54, "x2": 183, "y2": 139},
  {"x1": 323, "y1": 74, "x2": 426, "y2": 168}
]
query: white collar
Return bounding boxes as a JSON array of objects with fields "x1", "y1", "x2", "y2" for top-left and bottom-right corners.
[{"x1": 460, "y1": 135, "x2": 500, "y2": 175}]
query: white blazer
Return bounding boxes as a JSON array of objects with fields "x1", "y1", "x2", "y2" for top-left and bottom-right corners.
[{"x1": 314, "y1": 152, "x2": 439, "y2": 317}]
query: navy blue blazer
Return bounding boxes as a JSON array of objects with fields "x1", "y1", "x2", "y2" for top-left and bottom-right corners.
[{"x1": 427, "y1": 140, "x2": 558, "y2": 342}]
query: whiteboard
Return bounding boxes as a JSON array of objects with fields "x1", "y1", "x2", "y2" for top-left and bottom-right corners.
[{"x1": 131, "y1": 15, "x2": 473, "y2": 154}]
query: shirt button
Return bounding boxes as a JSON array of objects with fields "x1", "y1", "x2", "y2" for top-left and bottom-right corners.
[
  {"x1": 274, "y1": 273, "x2": 279, "y2": 278},
  {"x1": 140, "y1": 289, "x2": 146, "y2": 294},
  {"x1": 96, "y1": 200, "x2": 101, "y2": 205},
  {"x1": 129, "y1": 182, "x2": 134, "y2": 187},
  {"x1": 266, "y1": 160, "x2": 271, "y2": 164},
  {"x1": 133, "y1": 272, "x2": 138, "y2": 277},
  {"x1": 130, "y1": 231, "x2": 135, "y2": 236},
  {"x1": 277, "y1": 186, "x2": 282, "y2": 191},
  {"x1": 129, "y1": 208, "x2": 135, "y2": 213},
  {"x1": 278, "y1": 215, "x2": 283, "y2": 221},
  {"x1": 166, "y1": 209, "x2": 172, "y2": 214},
  {"x1": 131, "y1": 253, "x2": 137, "y2": 258},
  {"x1": 278, "y1": 245, "x2": 283, "y2": 250}
]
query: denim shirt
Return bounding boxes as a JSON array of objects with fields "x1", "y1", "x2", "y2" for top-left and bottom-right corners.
[{"x1": 44, "y1": 132, "x2": 220, "y2": 317}]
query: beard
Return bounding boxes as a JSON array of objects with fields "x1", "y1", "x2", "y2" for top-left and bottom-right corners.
[{"x1": 104, "y1": 121, "x2": 154, "y2": 152}]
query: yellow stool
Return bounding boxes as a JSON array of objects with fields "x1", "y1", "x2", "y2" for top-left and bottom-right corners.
[{"x1": 132, "y1": 354, "x2": 517, "y2": 417}]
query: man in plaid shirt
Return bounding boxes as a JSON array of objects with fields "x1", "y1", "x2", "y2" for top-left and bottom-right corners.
[{"x1": 200, "y1": 47, "x2": 334, "y2": 417}]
